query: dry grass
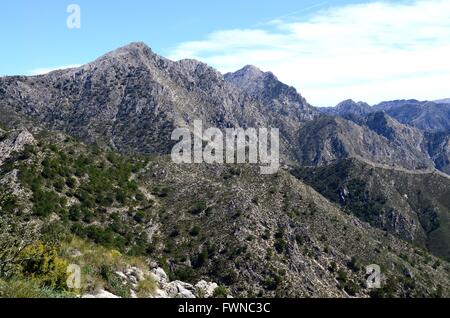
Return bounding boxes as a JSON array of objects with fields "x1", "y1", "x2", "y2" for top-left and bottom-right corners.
[{"x1": 60, "y1": 237, "x2": 151, "y2": 295}]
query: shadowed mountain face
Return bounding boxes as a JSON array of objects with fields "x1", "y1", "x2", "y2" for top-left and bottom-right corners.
[
  {"x1": 320, "y1": 99, "x2": 450, "y2": 133},
  {"x1": 434, "y1": 98, "x2": 450, "y2": 104},
  {"x1": 295, "y1": 114, "x2": 434, "y2": 171},
  {"x1": 425, "y1": 131, "x2": 450, "y2": 175},
  {"x1": 317, "y1": 99, "x2": 450, "y2": 173},
  {"x1": 292, "y1": 158, "x2": 450, "y2": 260},
  {"x1": 374, "y1": 100, "x2": 450, "y2": 133}
]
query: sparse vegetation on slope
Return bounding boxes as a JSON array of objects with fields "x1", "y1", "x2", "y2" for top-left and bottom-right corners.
[{"x1": 1, "y1": 129, "x2": 449, "y2": 297}]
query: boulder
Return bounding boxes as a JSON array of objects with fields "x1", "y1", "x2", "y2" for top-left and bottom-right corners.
[
  {"x1": 82, "y1": 289, "x2": 120, "y2": 298},
  {"x1": 164, "y1": 281, "x2": 196, "y2": 298},
  {"x1": 125, "y1": 266, "x2": 145, "y2": 282},
  {"x1": 150, "y1": 267, "x2": 169, "y2": 285},
  {"x1": 150, "y1": 288, "x2": 169, "y2": 298},
  {"x1": 195, "y1": 280, "x2": 218, "y2": 298}
]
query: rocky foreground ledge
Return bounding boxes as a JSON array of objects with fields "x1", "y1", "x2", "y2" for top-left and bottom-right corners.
[{"x1": 82, "y1": 262, "x2": 221, "y2": 299}]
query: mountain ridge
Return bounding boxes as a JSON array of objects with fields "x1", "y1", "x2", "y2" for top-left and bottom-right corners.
[{"x1": 1, "y1": 42, "x2": 448, "y2": 175}]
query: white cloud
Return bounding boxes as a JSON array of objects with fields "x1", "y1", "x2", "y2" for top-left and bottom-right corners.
[
  {"x1": 168, "y1": 0, "x2": 450, "y2": 106},
  {"x1": 29, "y1": 64, "x2": 82, "y2": 76}
]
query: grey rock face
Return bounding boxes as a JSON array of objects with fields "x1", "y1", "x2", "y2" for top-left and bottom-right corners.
[
  {"x1": 319, "y1": 98, "x2": 450, "y2": 134},
  {"x1": 224, "y1": 65, "x2": 317, "y2": 119},
  {"x1": 149, "y1": 267, "x2": 219, "y2": 298},
  {"x1": 373, "y1": 100, "x2": 450, "y2": 133},
  {"x1": 315, "y1": 99, "x2": 450, "y2": 173},
  {"x1": 195, "y1": 280, "x2": 218, "y2": 298},
  {"x1": 425, "y1": 131, "x2": 450, "y2": 174},
  {"x1": 296, "y1": 115, "x2": 434, "y2": 170},
  {"x1": 82, "y1": 289, "x2": 121, "y2": 298},
  {"x1": 320, "y1": 99, "x2": 373, "y2": 116},
  {"x1": 0, "y1": 43, "x2": 316, "y2": 163},
  {"x1": 434, "y1": 98, "x2": 450, "y2": 104},
  {"x1": 150, "y1": 267, "x2": 169, "y2": 285},
  {"x1": 0, "y1": 129, "x2": 35, "y2": 166},
  {"x1": 164, "y1": 281, "x2": 196, "y2": 298}
]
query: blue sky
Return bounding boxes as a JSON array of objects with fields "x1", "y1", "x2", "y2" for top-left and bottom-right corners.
[
  {"x1": 1, "y1": 0, "x2": 349, "y2": 75},
  {"x1": 1, "y1": 0, "x2": 450, "y2": 106}
]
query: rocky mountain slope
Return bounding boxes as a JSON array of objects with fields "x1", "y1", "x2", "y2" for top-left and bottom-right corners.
[
  {"x1": 320, "y1": 99, "x2": 450, "y2": 133},
  {"x1": 434, "y1": 98, "x2": 450, "y2": 104},
  {"x1": 0, "y1": 128, "x2": 448, "y2": 297},
  {"x1": 373, "y1": 100, "x2": 450, "y2": 133},
  {"x1": 425, "y1": 131, "x2": 450, "y2": 175},
  {"x1": 316, "y1": 100, "x2": 450, "y2": 173},
  {"x1": 0, "y1": 43, "x2": 316, "y2": 163},
  {"x1": 320, "y1": 100, "x2": 372, "y2": 117},
  {"x1": 2, "y1": 43, "x2": 447, "y2": 173},
  {"x1": 295, "y1": 115, "x2": 434, "y2": 170},
  {"x1": 292, "y1": 158, "x2": 450, "y2": 260}
]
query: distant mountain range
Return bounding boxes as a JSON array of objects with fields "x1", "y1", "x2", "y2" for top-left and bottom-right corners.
[
  {"x1": 434, "y1": 98, "x2": 450, "y2": 104},
  {"x1": 320, "y1": 99, "x2": 450, "y2": 133},
  {"x1": 1, "y1": 42, "x2": 449, "y2": 298}
]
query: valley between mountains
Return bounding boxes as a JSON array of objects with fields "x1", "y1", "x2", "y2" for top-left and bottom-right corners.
[{"x1": 0, "y1": 42, "x2": 449, "y2": 298}]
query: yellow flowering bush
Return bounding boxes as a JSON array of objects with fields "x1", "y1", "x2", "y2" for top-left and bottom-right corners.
[{"x1": 19, "y1": 242, "x2": 69, "y2": 290}]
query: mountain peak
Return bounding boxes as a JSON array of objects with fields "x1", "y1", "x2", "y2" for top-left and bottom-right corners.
[
  {"x1": 115, "y1": 41, "x2": 152, "y2": 53},
  {"x1": 337, "y1": 99, "x2": 370, "y2": 107},
  {"x1": 78, "y1": 42, "x2": 161, "y2": 71},
  {"x1": 333, "y1": 99, "x2": 372, "y2": 115},
  {"x1": 338, "y1": 99, "x2": 356, "y2": 104},
  {"x1": 102, "y1": 42, "x2": 154, "y2": 60},
  {"x1": 223, "y1": 64, "x2": 282, "y2": 89},
  {"x1": 224, "y1": 65, "x2": 266, "y2": 82},
  {"x1": 224, "y1": 65, "x2": 313, "y2": 114},
  {"x1": 240, "y1": 65, "x2": 264, "y2": 75}
]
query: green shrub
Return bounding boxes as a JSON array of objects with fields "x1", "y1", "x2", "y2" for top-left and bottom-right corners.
[
  {"x1": 0, "y1": 192, "x2": 18, "y2": 214},
  {"x1": 116, "y1": 190, "x2": 126, "y2": 204},
  {"x1": 69, "y1": 205, "x2": 83, "y2": 222},
  {"x1": 99, "y1": 265, "x2": 131, "y2": 298},
  {"x1": 66, "y1": 177, "x2": 76, "y2": 189},
  {"x1": 85, "y1": 226, "x2": 114, "y2": 247},
  {"x1": 82, "y1": 209, "x2": 95, "y2": 224},
  {"x1": 193, "y1": 249, "x2": 209, "y2": 269},
  {"x1": 343, "y1": 280, "x2": 360, "y2": 296},
  {"x1": 0, "y1": 278, "x2": 72, "y2": 298},
  {"x1": 328, "y1": 262, "x2": 337, "y2": 273},
  {"x1": 348, "y1": 256, "x2": 362, "y2": 272},
  {"x1": 189, "y1": 226, "x2": 201, "y2": 237},
  {"x1": 32, "y1": 189, "x2": 61, "y2": 217},
  {"x1": 152, "y1": 186, "x2": 169, "y2": 198},
  {"x1": 19, "y1": 242, "x2": 69, "y2": 291},
  {"x1": 133, "y1": 211, "x2": 147, "y2": 223},
  {"x1": 173, "y1": 266, "x2": 198, "y2": 283},
  {"x1": 261, "y1": 229, "x2": 270, "y2": 240},
  {"x1": 274, "y1": 239, "x2": 286, "y2": 254},
  {"x1": 336, "y1": 268, "x2": 348, "y2": 284},
  {"x1": 53, "y1": 178, "x2": 65, "y2": 192},
  {"x1": 264, "y1": 274, "x2": 282, "y2": 291},
  {"x1": 213, "y1": 286, "x2": 229, "y2": 298},
  {"x1": 190, "y1": 202, "x2": 206, "y2": 215}
]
